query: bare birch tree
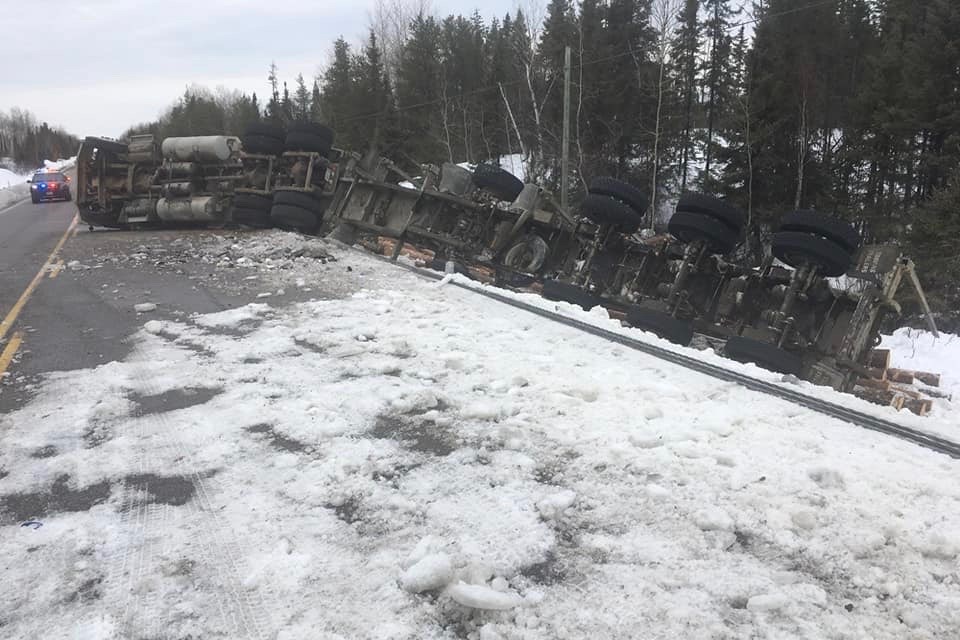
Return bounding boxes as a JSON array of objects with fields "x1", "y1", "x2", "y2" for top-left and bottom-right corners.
[{"x1": 648, "y1": 0, "x2": 681, "y2": 228}]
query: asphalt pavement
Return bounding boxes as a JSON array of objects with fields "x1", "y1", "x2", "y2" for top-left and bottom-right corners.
[{"x1": 0, "y1": 195, "x2": 253, "y2": 414}]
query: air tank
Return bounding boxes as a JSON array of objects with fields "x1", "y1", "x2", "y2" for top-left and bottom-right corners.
[
  {"x1": 156, "y1": 196, "x2": 224, "y2": 222},
  {"x1": 161, "y1": 136, "x2": 241, "y2": 163}
]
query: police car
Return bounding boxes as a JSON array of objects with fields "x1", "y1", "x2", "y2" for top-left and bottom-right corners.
[{"x1": 28, "y1": 170, "x2": 72, "y2": 204}]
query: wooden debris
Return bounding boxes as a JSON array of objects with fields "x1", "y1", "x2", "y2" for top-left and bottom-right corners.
[
  {"x1": 889, "y1": 384, "x2": 923, "y2": 400},
  {"x1": 904, "y1": 398, "x2": 933, "y2": 417},
  {"x1": 913, "y1": 371, "x2": 941, "y2": 387},
  {"x1": 377, "y1": 237, "x2": 434, "y2": 263},
  {"x1": 856, "y1": 377, "x2": 891, "y2": 392},
  {"x1": 863, "y1": 367, "x2": 887, "y2": 381},
  {"x1": 867, "y1": 349, "x2": 891, "y2": 370},
  {"x1": 853, "y1": 386, "x2": 905, "y2": 410},
  {"x1": 886, "y1": 368, "x2": 915, "y2": 384},
  {"x1": 916, "y1": 387, "x2": 952, "y2": 401},
  {"x1": 607, "y1": 309, "x2": 627, "y2": 322}
]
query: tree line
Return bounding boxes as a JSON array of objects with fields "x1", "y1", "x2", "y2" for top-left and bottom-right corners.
[
  {"x1": 123, "y1": 0, "x2": 960, "y2": 321},
  {"x1": 0, "y1": 108, "x2": 80, "y2": 170}
]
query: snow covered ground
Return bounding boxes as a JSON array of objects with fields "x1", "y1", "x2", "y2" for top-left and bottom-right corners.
[
  {"x1": 1, "y1": 232, "x2": 959, "y2": 639},
  {"x1": 0, "y1": 157, "x2": 76, "y2": 210}
]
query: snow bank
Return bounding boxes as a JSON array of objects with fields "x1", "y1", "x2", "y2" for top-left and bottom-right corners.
[{"x1": 0, "y1": 167, "x2": 27, "y2": 188}]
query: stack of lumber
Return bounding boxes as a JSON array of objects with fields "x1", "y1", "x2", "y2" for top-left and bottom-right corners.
[
  {"x1": 374, "y1": 237, "x2": 435, "y2": 264},
  {"x1": 851, "y1": 348, "x2": 946, "y2": 416}
]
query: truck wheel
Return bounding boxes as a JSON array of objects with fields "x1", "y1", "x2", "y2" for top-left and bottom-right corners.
[
  {"x1": 676, "y1": 192, "x2": 745, "y2": 234},
  {"x1": 64, "y1": 191, "x2": 72, "y2": 202},
  {"x1": 270, "y1": 203, "x2": 318, "y2": 234},
  {"x1": 284, "y1": 132, "x2": 331, "y2": 155},
  {"x1": 233, "y1": 207, "x2": 272, "y2": 228},
  {"x1": 31, "y1": 194, "x2": 39, "y2": 204},
  {"x1": 580, "y1": 194, "x2": 644, "y2": 231},
  {"x1": 667, "y1": 210, "x2": 739, "y2": 254},
  {"x1": 770, "y1": 231, "x2": 852, "y2": 277},
  {"x1": 273, "y1": 189, "x2": 326, "y2": 214},
  {"x1": 541, "y1": 279, "x2": 600, "y2": 310},
  {"x1": 472, "y1": 164, "x2": 525, "y2": 202},
  {"x1": 778, "y1": 210, "x2": 861, "y2": 254},
  {"x1": 588, "y1": 177, "x2": 648, "y2": 216},
  {"x1": 234, "y1": 193, "x2": 273, "y2": 212},
  {"x1": 502, "y1": 234, "x2": 548, "y2": 273},
  {"x1": 244, "y1": 122, "x2": 286, "y2": 141},
  {"x1": 288, "y1": 122, "x2": 334, "y2": 144},
  {"x1": 624, "y1": 307, "x2": 694, "y2": 346},
  {"x1": 724, "y1": 336, "x2": 802, "y2": 375},
  {"x1": 242, "y1": 134, "x2": 284, "y2": 156}
]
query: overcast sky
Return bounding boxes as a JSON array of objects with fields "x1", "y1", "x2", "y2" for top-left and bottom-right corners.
[{"x1": 3, "y1": 0, "x2": 519, "y2": 138}]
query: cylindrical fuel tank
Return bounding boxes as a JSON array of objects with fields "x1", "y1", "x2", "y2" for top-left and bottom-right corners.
[
  {"x1": 162, "y1": 182, "x2": 194, "y2": 198},
  {"x1": 121, "y1": 198, "x2": 157, "y2": 219},
  {"x1": 161, "y1": 136, "x2": 241, "y2": 163},
  {"x1": 156, "y1": 196, "x2": 223, "y2": 222}
]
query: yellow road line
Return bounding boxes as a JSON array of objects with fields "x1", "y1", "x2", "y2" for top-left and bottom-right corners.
[
  {"x1": 0, "y1": 214, "x2": 78, "y2": 343},
  {"x1": 0, "y1": 331, "x2": 24, "y2": 378},
  {"x1": 49, "y1": 259, "x2": 64, "y2": 279}
]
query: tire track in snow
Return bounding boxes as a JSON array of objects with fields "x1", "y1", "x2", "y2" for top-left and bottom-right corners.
[{"x1": 100, "y1": 344, "x2": 276, "y2": 638}]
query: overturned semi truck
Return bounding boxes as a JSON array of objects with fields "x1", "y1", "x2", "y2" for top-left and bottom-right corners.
[
  {"x1": 75, "y1": 122, "x2": 941, "y2": 412},
  {"x1": 76, "y1": 122, "x2": 342, "y2": 233}
]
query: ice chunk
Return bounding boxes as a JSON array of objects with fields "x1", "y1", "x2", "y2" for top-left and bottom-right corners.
[
  {"x1": 448, "y1": 582, "x2": 523, "y2": 610},
  {"x1": 746, "y1": 593, "x2": 789, "y2": 612},
  {"x1": 134, "y1": 302, "x2": 157, "y2": 313},
  {"x1": 790, "y1": 510, "x2": 817, "y2": 531},
  {"x1": 807, "y1": 467, "x2": 845, "y2": 489},
  {"x1": 400, "y1": 553, "x2": 453, "y2": 593},
  {"x1": 921, "y1": 531, "x2": 959, "y2": 559},
  {"x1": 646, "y1": 483, "x2": 670, "y2": 500},
  {"x1": 694, "y1": 507, "x2": 734, "y2": 531},
  {"x1": 537, "y1": 490, "x2": 576, "y2": 520},
  {"x1": 143, "y1": 320, "x2": 164, "y2": 334}
]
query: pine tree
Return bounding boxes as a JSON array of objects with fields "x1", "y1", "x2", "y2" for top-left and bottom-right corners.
[
  {"x1": 396, "y1": 14, "x2": 445, "y2": 162},
  {"x1": 293, "y1": 73, "x2": 310, "y2": 121},
  {"x1": 321, "y1": 37, "x2": 357, "y2": 143},
  {"x1": 310, "y1": 80, "x2": 323, "y2": 121},
  {"x1": 281, "y1": 82, "x2": 293, "y2": 124},
  {"x1": 536, "y1": 0, "x2": 577, "y2": 180},
  {"x1": 265, "y1": 62, "x2": 283, "y2": 125},
  {"x1": 671, "y1": 0, "x2": 700, "y2": 190},
  {"x1": 909, "y1": 166, "x2": 960, "y2": 322},
  {"x1": 356, "y1": 30, "x2": 394, "y2": 154},
  {"x1": 700, "y1": 0, "x2": 738, "y2": 191}
]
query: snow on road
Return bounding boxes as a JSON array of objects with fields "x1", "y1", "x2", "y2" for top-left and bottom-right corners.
[{"x1": 1, "y1": 233, "x2": 959, "y2": 639}]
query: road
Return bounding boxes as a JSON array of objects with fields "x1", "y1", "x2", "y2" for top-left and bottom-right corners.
[{"x1": 0, "y1": 193, "x2": 255, "y2": 414}]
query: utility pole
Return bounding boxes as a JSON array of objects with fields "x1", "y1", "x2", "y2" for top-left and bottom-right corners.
[{"x1": 561, "y1": 45, "x2": 572, "y2": 212}]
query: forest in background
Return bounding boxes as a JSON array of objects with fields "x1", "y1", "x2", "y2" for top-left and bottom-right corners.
[
  {"x1": 77, "y1": 0, "x2": 960, "y2": 319},
  {"x1": 0, "y1": 108, "x2": 80, "y2": 171}
]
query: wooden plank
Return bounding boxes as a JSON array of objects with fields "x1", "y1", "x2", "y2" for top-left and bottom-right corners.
[
  {"x1": 889, "y1": 384, "x2": 923, "y2": 400},
  {"x1": 904, "y1": 398, "x2": 933, "y2": 417},
  {"x1": 856, "y1": 377, "x2": 891, "y2": 392},
  {"x1": 867, "y1": 349, "x2": 891, "y2": 369},
  {"x1": 913, "y1": 371, "x2": 941, "y2": 387},
  {"x1": 886, "y1": 368, "x2": 915, "y2": 384},
  {"x1": 853, "y1": 386, "x2": 904, "y2": 410}
]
